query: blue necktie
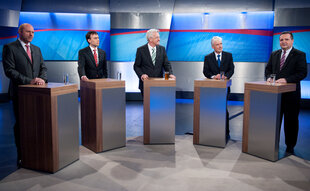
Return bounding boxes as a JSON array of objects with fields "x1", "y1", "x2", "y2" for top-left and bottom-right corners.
[{"x1": 217, "y1": 54, "x2": 221, "y2": 68}]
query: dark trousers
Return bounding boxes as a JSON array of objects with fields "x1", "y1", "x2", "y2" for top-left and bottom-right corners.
[
  {"x1": 12, "y1": 96, "x2": 21, "y2": 162},
  {"x1": 280, "y1": 91, "x2": 300, "y2": 149}
]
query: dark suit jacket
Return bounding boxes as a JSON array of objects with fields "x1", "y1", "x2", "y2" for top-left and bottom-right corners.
[
  {"x1": 203, "y1": 51, "x2": 234, "y2": 79},
  {"x1": 2, "y1": 40, "x2": 47, "y2": 97},
  {"x1": 133, "y1": 44, "x2": 173, "y2": 90},
  {"x1": 265, "y1": 47, "x2": 307, "y2": 94},
  {"x1": 78, "y1": 46, "x2": 107, "y2": 79}
]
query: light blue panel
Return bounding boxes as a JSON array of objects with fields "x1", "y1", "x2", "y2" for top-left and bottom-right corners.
[{"x1": 110, "y1": 32, "x2": 169, "y2": 62}]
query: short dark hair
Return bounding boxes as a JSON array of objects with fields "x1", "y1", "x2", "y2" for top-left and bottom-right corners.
[
  {"x1": 280, "y1": 31, "x2": 293, "y2": 40},
  {"x1": 86, "y1": 31, "x2": 98, "y2": 43}
]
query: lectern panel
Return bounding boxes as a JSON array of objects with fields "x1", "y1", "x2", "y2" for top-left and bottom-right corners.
[
  {"x1": 149, "y1": 87, "x2": 175, "y2": 144},
  {"x1": 57, "y1": 92, "x2": 79, "y2": 169},
  {"x1": 199, "y1": 87, "x2": 227, "y2": 147},
  {"x1": 101, "y1": 88, "x2": 126, "y2": 151},
  {"x1": 248, "y1": 91, "x2": 281, "y2": 161}
]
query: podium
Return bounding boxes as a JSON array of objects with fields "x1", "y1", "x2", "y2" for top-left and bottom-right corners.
[
  {"x1": 80, "y1": 79, "x2": 126, "y2": 153},
  {"x1": 242, "y1": 81, "x2": 296, "y2": 161},
  {"x1": 143, "y1": 78, "x2": 176, "y2": 144},
  {"x1": 18, "y1": 83, "x2": 79, "y2": 173},
  {"x1": 193, "y1": 79, "x2": 231, "y2": 147}
]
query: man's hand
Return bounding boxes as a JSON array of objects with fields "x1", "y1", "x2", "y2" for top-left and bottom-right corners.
[
  {"x1": 169, "y1": 74, "x2": 176, "y2": 80},
  {"x1": 214, "y1": 74, "x2": 221, "y2": 80},
  {"x1": 276, "y1": 78, "x2": 287, "y2": 84},
  {"x1": 141, "y1": 74, "x2": 149, "y2": 81},
  {"x1": 81, "y1": 76, "x2": 89, "y2": 81},
  {"x1": 266, "y1": 77, "x2": 272, "y2": 83},
  {"x1": 30, "y1": 78, "x2": 45, "y2": 85}
]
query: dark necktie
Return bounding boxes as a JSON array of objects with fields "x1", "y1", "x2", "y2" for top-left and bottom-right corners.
[
  {"x1": 217, "y1": 54, "x2": 221, "y2": 68},
  {"x1": 93, "y1": 49, "x2": 98, "y2": 67},
  {"x1": 25, "y1": 44, "x2": 32, "y2": 63},
  {"x1": 280, "y1": 50, "x2": 286, "y2": 70}
]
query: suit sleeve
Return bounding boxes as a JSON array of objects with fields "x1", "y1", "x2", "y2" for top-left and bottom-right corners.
[
  {"x1": 2, "y1": 44, "x2": 32, "y2": 85},
  {"x1": 162, "y1": 47, "x2": 173, "y2": 74},
  {"x1": 133, "y1": 48, "x2": 144, "y2": 79},
  {"x1": 265, "y1": 52, "x2": 274, "y2": 80},
  {"x1": 225, "y1": 53, "x2": 234, "y2": 79},
  {"x1": 77, "y1": 49, "x2": 86, "y2": 78},
  {"x1": 286, "y1": 52, "x2": 307, "y2": 83},
  {"x1": 203, "y1": 56, "x2": 213, "y2": 78},
  {"x1": 102, "y1": 51, "x2": 108, "y2": 78},
  {"x1": 37, "y1": 48, "x2": 47, "y2": 82}
]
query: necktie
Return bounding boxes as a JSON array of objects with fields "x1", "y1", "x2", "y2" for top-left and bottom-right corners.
[
  {"x1": 217, "y1": 54, "x2": 221, "y2": 68},
  {"x1": 25, "y1": 44, "x2": 32, "y2": 63},
  {"x1": 93, "y1": 49, "x2": 98, "y2": 67},
  {"x1": 151, "y1": 47, "x2": 156, "y2": 65},
  {"x1": 280, "y1": 50, "x2": 286, "y2": 70}
]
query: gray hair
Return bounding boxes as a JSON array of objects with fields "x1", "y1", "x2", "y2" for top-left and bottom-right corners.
[
  {"x1": 146, "y1": 29, "x2": 159, "y2": 41},
  {"x1": 211, "y1": 36, "x2": 222, "y2": 46}
]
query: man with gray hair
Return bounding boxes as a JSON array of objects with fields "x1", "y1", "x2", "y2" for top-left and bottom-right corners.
[
  {"x1": 134, "y1": 29, "x2": 175, "y2": 95},
  {"x1": 203, "y1": 36, "x2": 234, "y2": 139}
]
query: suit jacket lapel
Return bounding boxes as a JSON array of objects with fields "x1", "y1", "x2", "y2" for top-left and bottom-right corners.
[
  {"x1": 143, "y1": 44, "x2": 153, "y2": 66},
  {"x1": 211, "y1": 52, "x2": 218, "y2": 69},
  {"x1": 16, "y1": 41, "x2": 32, "y2": 64},
  {"x1": 87, "y1": 47, "x2": 96, "y2": 66},
  {"x1": 275, "y1": 50, "x2": 281, "y2": 73},
  {"x1": 282, "y1": 48, "x2": 294, "y2": 70}
]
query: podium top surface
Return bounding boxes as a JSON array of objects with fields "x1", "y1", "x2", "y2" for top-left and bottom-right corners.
[
  {"x1": 144, "y1": 78, "x2": 176, "y2": 88},
  {"x1": 80, "y1": 78, "x2": 125, "y2": 89},
  {"x1": 194, "y1": 78, "x2": 231, "y2": 88},
  {"x1": 19, "y1": 82, "x2": 78, "y2": 95},
  {"x1": 245, "y1": 81, "x2": 296, "y2": 93}
]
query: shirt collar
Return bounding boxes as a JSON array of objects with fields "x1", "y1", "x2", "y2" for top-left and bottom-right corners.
[
  {"x1": 89, "y1": 45, "x2": 97, "y2": 52},
  {"x1": 18, "y1": 38, "x2": 30, "y2": 47},
  {"x1": 282, "y1": 47, "x2": 292, "y2": 54}
]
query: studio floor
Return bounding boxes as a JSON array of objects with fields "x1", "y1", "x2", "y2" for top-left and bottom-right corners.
[{"x1": 0, "y1": 100, "x2": 309, "y2": 191}]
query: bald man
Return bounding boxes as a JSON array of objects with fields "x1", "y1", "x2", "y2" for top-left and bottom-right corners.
[{"x1": 2, "y1": 23, "x2": 47, "y2": 167}]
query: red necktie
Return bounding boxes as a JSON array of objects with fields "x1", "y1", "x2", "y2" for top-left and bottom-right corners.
[
  {"x1": 280, "y1": 50, "x2": 286, "y2": 70},
  {"x1": 25, "y1": 44, "x2": 32, "y2": 63},
  {"x1": 93, "y1": 49, "x2": 98, "y2": 67}
]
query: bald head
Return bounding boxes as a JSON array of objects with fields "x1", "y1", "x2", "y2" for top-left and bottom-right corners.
[{"x1": 18, "y1": 23, "x2": 34, "y2": 44}]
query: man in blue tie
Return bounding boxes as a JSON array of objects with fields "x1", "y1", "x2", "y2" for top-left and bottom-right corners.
[{"x1": 203, "y1": 36, "x2": 235, "y2": 139}]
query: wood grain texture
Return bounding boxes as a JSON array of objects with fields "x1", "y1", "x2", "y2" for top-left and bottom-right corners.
[
  {"x1": 80, "y1": 78, "x2": 125, "y2": 89},
  {"x1": 194, "y1": 78, "x2": 232, "y2": 88},
  {"x1": 193, "y1": 86, "x2": 200, "y2": 144},
  {"x1": 242, "y1": 81, "x2": 296, "y2": 153},
  {"x1": 18, "y1": 83, "x2": 77, "y2": 173},
  {"x1": 80, "y1": 79, "x2": 124, "y2": 152},
  {"x1": 244, "y1": 81, "x2": 296, "y2": 93}
]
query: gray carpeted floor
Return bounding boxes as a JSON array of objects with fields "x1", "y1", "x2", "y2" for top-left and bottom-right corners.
[{"x1": 1, "y1": 135, "x2": 309, "y2": 191}]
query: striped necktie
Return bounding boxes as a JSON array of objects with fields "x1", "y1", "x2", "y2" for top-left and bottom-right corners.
[
  {"x1": 280, "y1": 50, "x2": 286, "y2": 70},
  {"x1": 151, "y1": 47, "x2": 156, "y2": 65}
]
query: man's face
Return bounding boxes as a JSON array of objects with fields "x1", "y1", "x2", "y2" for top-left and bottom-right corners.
[
  {"x1": 88, "y1": 34, "x2": 100, "y2": 47},
  {"x1": 212, "y1": 40, "x2": 223, "y2": 54},
  {"x1": 19, "y1": 24, "x2": 34, "y2": 43},
  {"x1": 149, "y1": 32, "x2": 160, "y2": 46},
  {"x1": 280, "y1": 33, "x2": 294, "y2": 50}
]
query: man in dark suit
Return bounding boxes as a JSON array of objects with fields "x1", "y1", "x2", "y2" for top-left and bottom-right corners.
[
  {"x1": 203, "y1": 36, "x2": 235, "y2": 138},
  {"x1": 265, "y1": 31, "x2": 307, "y2": 154},
  {"x1": 78, "y1": 31, "x2": 107, "y2": 81},
  {"x1": 2, "y1": 23, "x2": 47, "y2": 167},
  {"x1": 134, "y1": 29, "x2": 176, "y2": 94}
]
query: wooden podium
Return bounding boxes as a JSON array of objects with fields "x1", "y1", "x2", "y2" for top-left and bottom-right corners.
[
  {"x1": 80, "y1": 79, "x2": 126, "y2": 153},
  {"x1": 19, "y1": 83, "x2": 79, "y2": 173},
  {"x1": 242, "y1": 81, "x2": 296, "y2": 161},
  {"x1": 143, "y1": 78, "x2": 176, "y2": 144},
  {"x1": 193, "y1": 79, "x2": 231, "y2": 147}
]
